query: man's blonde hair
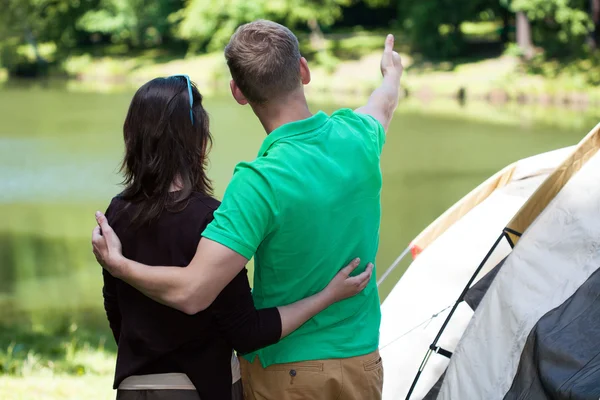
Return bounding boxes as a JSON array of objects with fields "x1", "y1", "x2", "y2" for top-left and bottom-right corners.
[{"x1": 225, "y1": 20, "x2": 302, "y2": 104}]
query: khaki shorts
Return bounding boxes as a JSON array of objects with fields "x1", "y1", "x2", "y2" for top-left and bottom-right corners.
[{"x1": 240, "y1": 350, "x2": 384, "y2": 400}]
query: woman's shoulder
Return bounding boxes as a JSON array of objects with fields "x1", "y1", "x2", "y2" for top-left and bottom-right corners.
[
  {"x1": 189, "y1": 192, "x2": 220, "y2": 213},
  {"x1": 105, "y1": 194, "x2": 126, "y2": 217},
  {"x1": 103, "y1": 195, "x2": 136, "y2": 228},
  {"x1": 104, "y1": 192, "x2": 220, "y2": 225},
  {"x1": 177, "y1": 193, "x2": 220, "y2": 232}
]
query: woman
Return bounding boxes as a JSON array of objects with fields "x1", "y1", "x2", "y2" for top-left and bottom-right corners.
[{"x1": 101, "y1": 75, "x2": 372, "y2": 400}]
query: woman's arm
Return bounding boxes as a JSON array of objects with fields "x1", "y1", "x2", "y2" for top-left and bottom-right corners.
[
  {"x1": 211, "y1": 259, "x2": 373, "y2": 354},
  {"x1": 278, "y1": 259, "x2": 373, "y2": 337}
]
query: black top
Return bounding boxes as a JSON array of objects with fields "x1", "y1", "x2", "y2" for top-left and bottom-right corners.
[{"x1": 102, "y1": 192, "x2": 282, "y2": 400}]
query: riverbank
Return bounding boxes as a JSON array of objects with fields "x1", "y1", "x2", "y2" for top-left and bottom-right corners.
[
  {"x1": 61, "y1": 53, "x2": 600, "y2": 107},
  {"x1": 3, "y1": 31, "x2": 600, "y2": 109},
  {"x1": 4, "y1": 30, "x2": 600, "y2": 108}
]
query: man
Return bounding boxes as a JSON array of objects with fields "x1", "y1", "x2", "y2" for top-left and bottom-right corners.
[{"x1": 93, "y1": 20, "x2": 402, "y2": 399}]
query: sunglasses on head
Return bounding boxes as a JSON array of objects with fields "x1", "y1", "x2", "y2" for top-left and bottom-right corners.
[{"x1": 169, "y1": 74, "x2": 194, "y2": 125}]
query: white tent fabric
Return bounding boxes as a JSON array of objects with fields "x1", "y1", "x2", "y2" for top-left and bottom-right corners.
[
  {"x1": 379, "y1": 147, "x2": 572, "y2": 400},
  {"x1": 380, "y1": 191, "x2": 515, "y2": 399},
  {"x1": 438, "y1": 150, "x2": 600, "y2": 400}
]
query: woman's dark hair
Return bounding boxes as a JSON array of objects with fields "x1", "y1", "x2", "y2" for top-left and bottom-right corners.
[{"x1": 119, "y1": 76, "x2": 212, "y2": 226}]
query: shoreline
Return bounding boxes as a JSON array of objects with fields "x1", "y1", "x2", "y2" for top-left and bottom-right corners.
[
  {"x1": 4, "y1": 51, "x2": 600, "y2": 111},
  {"x1": 3, "y1": 74, "x2": 598, "y2": 133}
]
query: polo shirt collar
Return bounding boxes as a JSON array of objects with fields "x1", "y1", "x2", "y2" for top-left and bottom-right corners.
[{"x1": 257, "y1": 111, "x2": 329, "y2": 156}]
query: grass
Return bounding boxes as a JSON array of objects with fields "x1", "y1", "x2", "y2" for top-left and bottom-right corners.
[
  {"x1": 0, "y1": 322, "x2": 116, "y2": 400},
  {"x1": 0, "y1": 376, "x2": 114, "y2": 400},
  {"x1": 0, "y1": 322, "x2": 116, "y2": 376}
]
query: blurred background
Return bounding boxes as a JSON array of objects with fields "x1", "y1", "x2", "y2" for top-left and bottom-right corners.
[{"x1": 1, "y1": 0, "x2": 599, "y2": 398}]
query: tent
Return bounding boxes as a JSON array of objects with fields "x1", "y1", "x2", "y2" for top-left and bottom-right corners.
[{"x1": 379, "y1": 122, "x2": 600, "y2": 400}]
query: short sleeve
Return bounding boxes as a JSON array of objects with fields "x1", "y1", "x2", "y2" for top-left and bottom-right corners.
[
  {"x1": 202, "y1": 162, "x2": 276, "y2": 260},
  {"x1": 354, "y1": 111, "x2": 386, "y2": 154}
]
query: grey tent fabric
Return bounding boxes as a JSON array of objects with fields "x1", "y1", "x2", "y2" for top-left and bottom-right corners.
[
  {"x1": 463, "y1": 257, "x2": 507, "y2": 311},
  {"x1": 503, "y1": 266, "x2": 600, "y2": 400},
  {"x1": 422, "y1": 372, "x2": 445, "y2": 400},
  {"x1": 419, "y1": 257, "x2": 508, "y2": 400}
]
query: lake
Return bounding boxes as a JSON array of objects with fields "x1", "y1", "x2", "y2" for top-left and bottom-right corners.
[{"x1": 0, "y1": 81, "x2": 597, "y2": 336}]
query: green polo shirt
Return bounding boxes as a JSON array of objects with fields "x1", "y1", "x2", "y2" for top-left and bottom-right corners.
[{"x1": 202, "y1": 108, "x2": 385, "y2": 367}]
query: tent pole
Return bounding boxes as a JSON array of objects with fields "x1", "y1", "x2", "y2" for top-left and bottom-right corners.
[
  {"x1": 404, "y1": 232, "x2": 506, "y2": 400},
  {"x1": 377, "y1": 246, "x2": 411, "y2": 287},
  {"x1": 405, "y1": 348, "x2": 434, "y2": 399}
]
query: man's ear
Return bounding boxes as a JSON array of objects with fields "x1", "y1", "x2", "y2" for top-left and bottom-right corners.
[
  {"x1": 300, "y1": 57, "x2": 311, "y2": 85},
  {"x1": 230, "y1": 80, "x2": 248, "y2": 105}
]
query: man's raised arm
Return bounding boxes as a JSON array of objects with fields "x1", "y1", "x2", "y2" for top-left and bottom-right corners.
[
  {"x1": 355, "y1": 34, "x2": 403, "y2": 131},
  {"x1": 92, "y1": 211, "x2": 247, "y2": 315}
]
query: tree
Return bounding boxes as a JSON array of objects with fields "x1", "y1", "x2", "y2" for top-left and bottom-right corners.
[
  {"x1": 510, "y1": 0, "x2": 593, "y2": 56},
  {"x1": 173, "y1": 0, "x2": 352, "y2": 53},
  {"x1": 0, "y1": 0, "x2": 99, "y2": 75},
  {"x1": 397, "y1": 0, "x2": 498, "y2": 58},
  {"x1": 0, "y1": 0, "x2": 99, "y2": 49},
  {"x1": 589, "y1": 0, "x2": 600, "y2": 48},
  {"x1": 516, "y1": 11, "x2": 534, "y2": 58},
  {"x1": 77, "y1": 0, "x2": 184, "y2": 48}
]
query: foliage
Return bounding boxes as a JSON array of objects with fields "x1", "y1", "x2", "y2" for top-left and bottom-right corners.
[
  {"x1": 174, "y1": 0, "x2": 352, "y2": 52},
  {"x1": 397, "y1": 0, "x2": 503, "y2": 58},
  {"x1": 1, "y1": 0, "x2": 600, "y2": 84},
  {"x1": 511, "y1": 0, "x2": 593, "y2": 55},
  {"x1": 0, "y1": 0, "x2": 100, "y2": 49},
  {"x1": 77, "y1": 0, "x2": 184, "y2": 47},
  {"x1": 0, "y1": 0, "x2": 99, "y2": 74}
]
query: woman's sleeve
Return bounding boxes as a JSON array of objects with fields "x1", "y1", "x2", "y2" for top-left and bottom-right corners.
[
  {"x1": 101, "y1": 199, "x2": 122, "y2": 344},
  {"x1": 209, "y1": 268, "x2": 282, "y2": 355},
  {"x1": 102, "y1": 269, "x2": 122, "y2": 344}
]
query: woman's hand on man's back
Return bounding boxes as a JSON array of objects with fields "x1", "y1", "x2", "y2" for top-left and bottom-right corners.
[{"x1": 324, "y1": 258, "x2": 374, "y2": 303}]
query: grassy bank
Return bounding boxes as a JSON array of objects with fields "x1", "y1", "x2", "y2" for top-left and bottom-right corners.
[
  {"x1": 0, "y1": 323, "x2": 115, "y2": 376},
  {"x1": 0, "y1": 323, "x2": 115, "y2": 400}
]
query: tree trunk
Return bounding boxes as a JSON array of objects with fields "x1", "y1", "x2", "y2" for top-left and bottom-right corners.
[
  {"x1": 25, "y1": 28, "x2": 44, "y2": 63},
  {"x1": 501, "y1": 6, "x2": 510, "y2": 44},
  {"x1": 307, "y1": 18, "x2": 325, "y2": 53},
  {"x1": 589, "y1": 0, "x2": 600, "y2": 49},
  {"x1": 516, "y1": 11, "x2": 534, "y2": 60}
]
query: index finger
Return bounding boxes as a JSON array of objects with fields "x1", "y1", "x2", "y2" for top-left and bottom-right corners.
[
  {"x1": 92, "y1": 225, "x2": 102, "y2": 241},
  {"x1": 384, "y1": 34, "x2": 394, "y2": 53}
]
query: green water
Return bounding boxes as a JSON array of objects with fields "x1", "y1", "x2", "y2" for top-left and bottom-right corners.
[{"x1": 0, "y1": 82, "x2": 596, "y2": 335}]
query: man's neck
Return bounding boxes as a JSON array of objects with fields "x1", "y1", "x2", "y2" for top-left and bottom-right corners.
[{"x1": 251, "y1": 91, "x2": 312, "y2": 135}]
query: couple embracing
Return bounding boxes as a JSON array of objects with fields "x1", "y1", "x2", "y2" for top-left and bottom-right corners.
[{"x1": 92, "y1": 19, "x2": 403, "y2": 400}]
